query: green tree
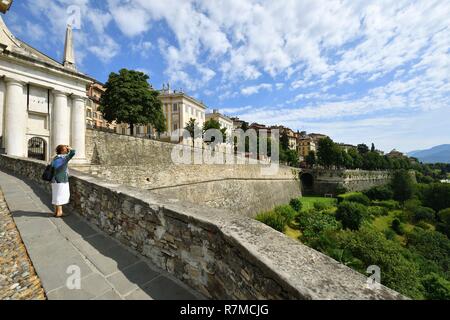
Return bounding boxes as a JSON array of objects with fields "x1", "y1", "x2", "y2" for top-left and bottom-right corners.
[
  {"x1": 422, "y1": 274, "x2": 450, "y2": 300},
  {"x1": 363, "y1": 152, "x2": 383, "y2": 170},
  {"x1": 280, "y1": 131, "x2": 290, "y2": 151},
  {"x1": 391, "y1": 170, "x2": 415, "y2": 203},
  {"x1": 295, "y1": 209, "x2": 341, "y2": 245},
  {"x1": 421, "y1": 183, "x2": 450, "y2": 212},
  {"x1": 289, "y1": 198, "x2": 303, "y2": 213},
  {"x1": 100, "y1": 69, "x2": 166, "y2": 135},
  {"x1": 437, "y1": 208, "x2": 450, "y2": 238},
  {"x1": 203, "y1": 119, "x2": 227, "y2": 143},
  {"x1": 364, "y1": 185, "x2": 394, "y2": 201},
  {"x1": 335, "y1": 201, "x2": 367, "y2": 231},
  {"x1": 357, "y1": 144, "x2": 370, "y2": 155},
  {"x1": 391, "y1": 218, "x2": 404, "y2": 235},
  {"x1": 184, "y1": 118, "x2": 201, "y2": 148},
  {"x1": 348, "y1": 148, "x2": 363, "y2": 169},
  {"x1": 371, "y1": 143, "x2": 376, "y2": 152},
  {"x1": 341, "y1": 149, "x2": 354, "y2": 169},
  {"x1": 280, "y1": 148, "x2": 299, "y2": 167},
  {"x1": 317, "y1": 137, "x2": 338, "y2": 169},
  {"x1": 407, "y1": 228, "x2": 450, "y2": 274},
  {"x1": 305, "y1": 151, "x2": 317, "y2": 168},
  {"x1": 338, "y1": 227, "x2": 423, "y2": 299}
]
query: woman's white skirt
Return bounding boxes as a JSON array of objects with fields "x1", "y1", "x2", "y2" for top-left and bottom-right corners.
[{"x1": 51, "y1": 183, "x2": 71, "y2": 206}]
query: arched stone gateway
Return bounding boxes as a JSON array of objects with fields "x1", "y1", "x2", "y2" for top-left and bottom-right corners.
[
  {"x1": 27, "y1": 137, "x2": 46, "y2": 161},
  {"x1": 300, "y1": 172, "x2": 314, "y2": 195}
]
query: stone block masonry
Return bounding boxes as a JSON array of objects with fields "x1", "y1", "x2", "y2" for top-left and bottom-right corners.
[
  {"x1": 303, "y1": 169, "x2": 391, "y2": 196},
  {"x1": 84, "y1": 129, "x2": 302, "y2": 217},
  {"x1": 0, "y1": 155, "x2": 405, "y2": 300}
]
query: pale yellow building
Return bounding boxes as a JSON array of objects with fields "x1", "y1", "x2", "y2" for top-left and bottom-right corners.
[
  {"x1": 158, "y1": 87, "x2": 207, "y2": 144},
  {"x1": 298, "y1": 136, "x2": 317, "y2": 160},
  {"x1": 205, "y1": 109, "x2": 234, "y2": 143}
]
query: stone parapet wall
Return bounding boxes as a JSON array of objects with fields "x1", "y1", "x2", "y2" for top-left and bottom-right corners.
[{"x1": 0, "y1": 155, "x2": 405, "y2": 300}]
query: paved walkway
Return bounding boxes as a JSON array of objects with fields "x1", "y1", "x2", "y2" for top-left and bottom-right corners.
[{"x1": 0, "y1": 169, "x2": 201, "y2": 300}]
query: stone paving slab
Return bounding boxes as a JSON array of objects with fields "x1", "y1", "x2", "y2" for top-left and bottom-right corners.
[
  {"x1": 0, "y1": 169, "x2": 202, "y2": 300},
  {"x1": 0, "y1": 189, "x2": 46, "y2": 300}
]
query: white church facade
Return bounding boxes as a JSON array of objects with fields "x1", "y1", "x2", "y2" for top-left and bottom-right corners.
[{"x1": 0, "y1": 14, "x2": 93, "y2": 164}]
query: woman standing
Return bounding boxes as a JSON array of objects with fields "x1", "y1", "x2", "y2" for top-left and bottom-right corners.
[{"x1": 51, "y1": 145, "x2": 76, "y2": 218}]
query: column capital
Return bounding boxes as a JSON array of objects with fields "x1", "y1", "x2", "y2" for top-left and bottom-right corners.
[
  {"x1": 71, "y1": 94, "x2": 86, "y2": 102},
  {"x1": 4, "y1": 77, "x2": 25, "y2": 86},
  {"x1": 53, "y1": 90, "x2": 69, "y2": 97}
]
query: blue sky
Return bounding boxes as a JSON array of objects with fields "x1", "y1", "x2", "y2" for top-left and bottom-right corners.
[{"x1": 4, "y1": 0, "x2": 450, "y2": 153}]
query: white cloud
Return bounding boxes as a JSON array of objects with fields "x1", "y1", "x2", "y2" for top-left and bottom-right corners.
[{"x1": 241, "y1": 83, "x2": 272, "y2": 96}]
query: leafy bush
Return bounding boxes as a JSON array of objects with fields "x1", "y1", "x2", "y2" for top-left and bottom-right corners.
[
  {"x1": 364, "y1": 185, "x2": 394, "y2": 201},
  {"x1": 422, "y1": 273, "x2": 450, "y2": 300},
  {"x1": 255, "y1": 211, "x2": 285, "y2": 232},
  {"x1": 391, "y1": 218, "x2": 404, "y2": 235},
  {"x1": 413, "y1": 207, "x2": 436, "y2": 223},
  {"x1": 407, "y1": 228, "x2": 450, "y2": 275},
  {"x1": 437, "y1": 208, "x2": 450, "y2": 238},
  {"x1": 336, "y1": 202, "x2": 367, "y2": 231},
  {"x1": 404, "y1": 199, "x2": 423, "y2": 211},
  {"x1": 296, "y1": 210, "x2": 341, "y2": 234},
  {"x1": 335, "y1": 184, "x2": 348, "y2": 196},
  {"x1": 274, "y1": 205, "x2": 298, "y2": 224},
  {"x1": 420, "y1": 183, "x2": 450, "y2": 212},
  {"x1": 384, "y1": 229, "x2": 397, "y2": 240},
  {"x1": 391, "y1": 170, "x2": 416, "y2": 203},
  {"x1": 372, "y1": 200, "x2": 401, "y2": 210},
  {"x1": 295, "y1": 210, "x2": 341, "y2": 246},
  {"x1": 438, "y1": 208, "x2": 450, "y2": 225},
  {"x1": 416, "y1": 172, "x2": 435, "y2": 184},
  {"x1": 289, "y1": 198, "x2": 303, "y2": 213},
  {"x1": 416, "y1": 221, "x2": 432, "y2": 230},
  {"x1": 395, "y1": 210, "x2": 413, "y2": 223},
  {"x1": 338, "y1": 227, "x2": 424, "y2": 299},
  {"x1": 337, "y1": 192, "x2": 371, "y2": 206},
  {"x1": 367, "y1": 206, "x2": 389, "y2": 217},
  {"x1": 314, "y1": 201, "x2": 332, "y2": 211}
]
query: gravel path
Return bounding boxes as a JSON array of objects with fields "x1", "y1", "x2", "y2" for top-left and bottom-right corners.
[{"x1": 0, "y1": 189, "x2": 46, "y2": 300}]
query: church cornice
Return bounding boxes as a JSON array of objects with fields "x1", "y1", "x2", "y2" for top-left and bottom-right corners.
[{"x1": 0, "y1": 49, "x2": 96, "y2": 84}]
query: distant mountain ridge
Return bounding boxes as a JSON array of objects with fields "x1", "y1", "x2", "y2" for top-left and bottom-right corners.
[{"x1": 408, "y1": 144, "x2": 450, "y2": 164}]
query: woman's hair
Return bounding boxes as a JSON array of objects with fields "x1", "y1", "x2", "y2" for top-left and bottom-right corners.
[{"x1": 56, "y1": 145, "x2": 67, "y2": 155}]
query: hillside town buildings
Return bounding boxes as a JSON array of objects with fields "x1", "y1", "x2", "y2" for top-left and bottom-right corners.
[{"x1": 86, "y1": 83, "x2": 113, "y2": 131}]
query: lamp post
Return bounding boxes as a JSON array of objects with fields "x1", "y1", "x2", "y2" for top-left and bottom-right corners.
[{"x1": 0, "y1": 0, "x2": 13, "y2": 14}]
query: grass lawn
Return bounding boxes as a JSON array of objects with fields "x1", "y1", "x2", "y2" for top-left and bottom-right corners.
[
  {"x1": 372, "y1": 210, "x2": 416, "y2": 244},
  {"x1": 300, "y1": 196, "x2": 337, "y2": 211}
]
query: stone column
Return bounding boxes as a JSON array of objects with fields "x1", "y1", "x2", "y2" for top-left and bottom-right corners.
[
  {"x1": 70, "y1": 95, "x2": 88, "y2": 164},
  {"x1": 52, "y1": 90, "x2": 70, "y2": 149},
  {"x1": 4, "y1": 78, "x2": 26, "y2": 157}
]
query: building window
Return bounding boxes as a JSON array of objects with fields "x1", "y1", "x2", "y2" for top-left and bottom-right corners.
[{"x1": 173, "y1": 104, "x2": 178, "y2": 112}]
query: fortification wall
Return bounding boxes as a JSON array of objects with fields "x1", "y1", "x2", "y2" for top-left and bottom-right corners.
[
  {"x1": 84, "y1": 129, "x2": 302, "y2": 217},
  {"x1": 305, "y1": 169, "x2": 391, "y2": 196},
  {"x1": 0, "y1": 155, "x2": 404, "y2": 300}
]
